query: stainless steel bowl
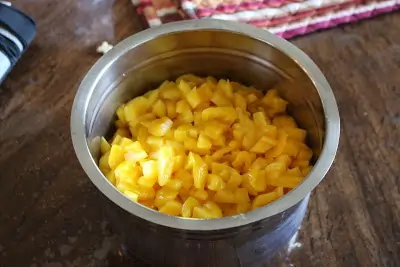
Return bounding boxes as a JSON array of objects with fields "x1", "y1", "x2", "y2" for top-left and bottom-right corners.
[{"x1": 71, "y1": 19, "x2": 340, "y2": 266}]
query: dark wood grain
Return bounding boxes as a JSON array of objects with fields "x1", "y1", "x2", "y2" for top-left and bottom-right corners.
[{"x1": 0, "y1": 1, "x2": 399, "y2": 266}]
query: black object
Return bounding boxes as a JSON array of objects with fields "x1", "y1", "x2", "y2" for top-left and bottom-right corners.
[{"x1": 0, "y1": 3, "x2": 36, "y2": 83}]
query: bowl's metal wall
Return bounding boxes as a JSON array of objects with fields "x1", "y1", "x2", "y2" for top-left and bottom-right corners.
[{"x1": 106, "y1": 194, "x2": 309, "y2": 266}]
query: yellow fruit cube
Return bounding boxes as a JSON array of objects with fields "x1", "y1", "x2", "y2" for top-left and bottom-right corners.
[
  {"x1": 203, "y1": 201, "x2": 223, "y2": 218},
  {"x1": 291, "y1": 159, "x2": 310, "y2": 168},
  {"x1": 275, "y1": 155, "x2": 291, "y2": 169},
  {"x1": 267, "y1": 176, "x2": 302, "y2": 188},
  {"x1": 116, "y1": 105, "x2": 127, "y2": 124},
  {"x1": 211, "y1": 147, "x2": 232, "y2": 161},
  {"x1": 272, "y1": 116, "x2": 297, "y2": 128},
  {"x1": 182, "y1": 196, "x2": 200, "y2": 218},
  {"x1": 99, "y1": 151, "x2": 110, "y2": 174},
  {"x1": 159, "y1": 200, "x2": 182, "y2": 216},
  {"x1": 179, "y1": 189, "x2": 191, "y2": 206},
  {"x1": 177, "y1": 74, "x2": 204, "y2": 87},
  {"x1": 108, "y1": 145, "x2": 125, "y2": 169},
  {"x1": 250, "y1": 136, "x2": 277, "y2": 154},
  {"x1": 286, "y1": 167, "x2": 303, "y2": 177},
  {"x1": 105, "y1": 170, "x2": 116, "y2": 185},
  {"x1": 165, "y1": 100, "x2": 177, "y2": 119},
  {"x1": 265, "y1": 130, "x2": 288, "y2": 158},
  {"x1": 137, "y1": 175, "x2": 157, "y2": 188},
  {"x1": 124, "y1": 96, "x2": 149, "y2": 122},
  {"x1": 119, "y1": 137, "x2": 134, "y2": 148},
  {"x1": 247, "y1": 170, "x2": 267, "y2": 192},
  {"x1": 262, "y1": 89, "x2": 288, "y2": 117},
  {"x1": 186, "y1": 88, "x2": 202, "y2": 109},
  {"x1": 214, "y1": 189, "x2": 236, "y2": 204},
  {"x1": 184, "y1": 138, "x2": 208, "y2": 155},
  {"x1": 192, "y1": 154, "x2": 208, "y2": 190},
  {"x1": 176, "y1": 99, "x2": 191, "y2": 114},
  {"x1": 233, "y1": 93, "x2": 247, "y2": 111},
  {"x1": 176, "y1": 169, "x2": 193, "y2": 190},
  {"x1": 116, "y1": 181, "x2": 138, "y2": 193},
  {"x1": 152, "y1": 99, "x2": 167, "y2": 118},
  {"x1": 141, "y1": 160, "x2": 158, "y2": 179},
  {"x1": 203, "y1": 121, "x2": 227, "y2": 139},
  {"x1": 301, "y1": 166, "x2": 313, "y2": 176},
  {"x1": 283, "y1": 127, "x2": 307, "y2": 142},
  {"x1": 234, "y1": 188, "x2": 250, "y2": 203},
  {"x1": 176, "y1": 111, "x2": 194, "y2": 125},
  {"x1": 157, "y1": 146, "x2": 175, "y2": 186},
  {"x1": 137, "y1": 185, "x2": 156, "y2": 200},
  {"x1": 136, "y1": 126, "x2": 149, "y2": 148},
  {"x1": 253, "y1": 111, "x2": 271, "y2": 128},
  {"x1": 197, "y1": 133, "x2": 212, "y2": 150},
  {"x1": 165, "y1": 140, "x2": 185, "y2": 154},
  {"x1": 252, "y1": 192, "x2": 277, "y2": 209},
  {"x1": 159, "y1": 82, "x2": 181, "y2": 101},
  {"x1": 178, "y1": 190, "x2": 190, "y2": 206},
  {"x1": 236, "y1": 202, "x2": 251, "y2": 214},
  {"x1": 184, "y1": 152, "x2": 196, "y2": 170},
  {"x1": 165, "y1": 179, "x2": 183, "y2": 191},
  {"x1": 204, "y1": 155, "x2": 213, "y2": 170},
  {"x1": 262, "y1": 125, "x2": 278, "y2": 139},
  {"x1": 100, "y1": 137, "x2": 111, "y2": 154},
  {"x1": 190, "y1": 188, "x2": 208, "y2": 201},
  {"x1": 241, "y1": 173, "x2": 259, "y2": 196},
  {"x1": 264, "y1": 162, "x2": 286, "y2": 181},
  {"x1": 232, "y1": 151, "x2": 254, "y2": 172},
  {"x1": 226, "y1": 172, "x2": 242, "y2": 190},
  {"x1": 297, "y1": 147, "x2": 313, "y2": 161},
  {"x1": 124, "y1": 141, "x2": 148, "y2": 162},
  {"x1": 174, "y1": 125, "x2": 188, "y2": 142},
  {"x1": 211, "y1": 90, "x2": 232, "y2": 107},
  {"x1": 144, "y1": 117, "x2": 173, "y2": 137},
  {"x1": 144, "y1": 89, "x2": 159, "y2": 106},
  {"x1": 146, "y1": 136, "x2": 164, "y2": 150},
  {"x1": 173, "y1": 154, "x2": 186, "y2": 172},
  {"x1": 177, "y1": 79, "x2": 192, "y2": 95},
  {"x1": 274, "y1": 187, "x2": 284, "y2": 197},
  {"x1": 211, "y1": 162, "x2": 227, "y2": 175},
  {"x1": 207, "y1": 174, "x2": 225, "y2": 191},
  {"x1": 217, "y1": 79, "x2": 233, "y2": 99},
  {"x1": 192, "y1": 207, "x2": 214, "y2": 219},
  {"x1": 202, "y1": 107, "x2": 237, "y2": 124},
  {"x1": 193, "y1": 111, "x2": 203, "y2": 126},
  {"x1": 282, "y1": 139, "x2": 300, "y2": 157},
  {"x1": 242, "y1": 130, "x2": 258, "y2": 151},
  {"x1": 155, "y1": 187, "x2": 179, "y2": 208},
  {"x1": 197, "y1": 83, "x2": 213, "y2": 100},
  {"x1": 250, "y1": 157, "x2": 270, "y2": 171},
  {"x1": 115, "y1": 161, "x2": 141, "y2": 185}
]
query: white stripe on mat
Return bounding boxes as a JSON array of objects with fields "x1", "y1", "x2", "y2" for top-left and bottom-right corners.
[{"x1": 266, "y1": 0, "x2": 397, "y2": 33}]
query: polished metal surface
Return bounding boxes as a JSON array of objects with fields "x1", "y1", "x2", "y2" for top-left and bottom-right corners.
[{"x1": 71, "y1": 19, "x2": 340, "y2": 266}]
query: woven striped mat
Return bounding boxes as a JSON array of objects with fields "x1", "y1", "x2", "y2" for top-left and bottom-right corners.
[{"x1": 132, "y1": 0, "x2": 399, "y2": 38}]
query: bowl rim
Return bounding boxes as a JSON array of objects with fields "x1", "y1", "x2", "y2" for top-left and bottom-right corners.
[{"x1": 70, "y1": 19, "x2": 340, "y2": 231}]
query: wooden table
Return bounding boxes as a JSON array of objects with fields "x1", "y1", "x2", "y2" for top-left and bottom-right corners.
[{"x1": 0, "y1": 1, "x2": 399, "y2": 266}]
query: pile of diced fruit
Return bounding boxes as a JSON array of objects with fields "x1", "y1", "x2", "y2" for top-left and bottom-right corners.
[{"x1": 98, "y1": 74, "x2": 313, "y2": 219}]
